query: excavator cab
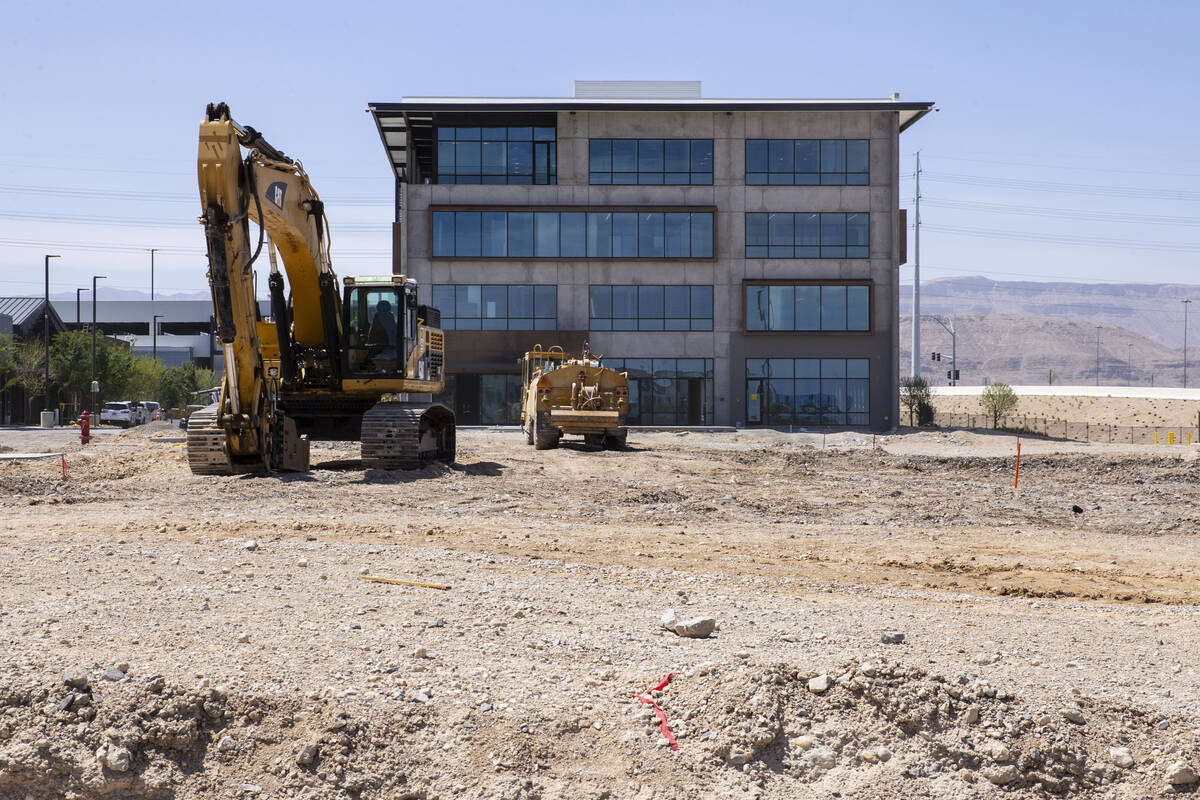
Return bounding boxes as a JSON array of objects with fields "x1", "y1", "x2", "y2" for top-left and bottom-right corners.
[{"x1": 343, "y1": 276, "x2": 418, "y2": 377}]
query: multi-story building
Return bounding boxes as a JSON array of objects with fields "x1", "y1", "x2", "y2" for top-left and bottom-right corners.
[{"x1": 368, "y1": 82, "x2": 932, "y2": 430}]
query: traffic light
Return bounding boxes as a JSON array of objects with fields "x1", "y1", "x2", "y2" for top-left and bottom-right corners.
[
  {"x1": 930, "y1": 352, "x2": 942, "y2": 362},
  {"x1": 946, "y1": 369, "x2": 960, "y2": 380}
]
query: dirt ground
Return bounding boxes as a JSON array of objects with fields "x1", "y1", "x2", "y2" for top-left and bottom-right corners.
[
  {"x1": 930, "y1": 394, "x2": 1200, "y2": 429},
  {"x1": 0, "y1": 423, "x2": 1198, "y2": 799}
]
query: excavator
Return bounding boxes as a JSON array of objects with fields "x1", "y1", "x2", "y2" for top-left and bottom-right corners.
[{"x1": 188, "y1": 102, "x2": 455, "y2": 474}]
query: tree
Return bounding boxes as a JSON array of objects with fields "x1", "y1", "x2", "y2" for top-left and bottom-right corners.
[
  {"x1": 899, "y1": 375, "x2": 932, "y2": 427},
  {"x1": 159, "y1": 361, "x2": 216, "y2": 410},
  {"x1": 11, "y1": 339, "x2": 47, "y2": 419},
  {"x1": 981, "y1": 382, "x2": 1018, "y2": 428}
]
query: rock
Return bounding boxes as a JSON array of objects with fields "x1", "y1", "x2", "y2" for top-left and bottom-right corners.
[
  {"x1": 413, "y1": 691, "x2": 430, "y2": 704},
  {"x1": 217, "y1": 735, "x2": 236, "y2": 752},
  {"x1": 1109, "y1": 747, "x2": 1134, "y2": 769},
  {"x1": 99, "y1": 743, "x2": 132, "y2": 772},
  {"x1": 804, "y1": 747, "x2": 836, "y2": 769},
  {"x1": 881, "y1": 631, "x2": 905, "y2": 644},
  {"x1": 237, "y1": 633, "x2": 250, "y2": 644},
  {"x1": 296, "y1": 743, "x2": 319, "y2": 766},
  {"x1": 63, "y1": 669, "x2": 89, "y2": 690},
  {"x1": 1062, "y1": 708, "x2": 1085, "y2": 725},
  {"x1": 238, "y1": 785, "x2": 261, "y2": 794},
  {"x1": 297, "y1": 558, "x2": 308, "y2": 568},
  {"x1": 660, "y1": 609, "x2": 716, "y2": 639},
  {"x1": 102, "y1": 668, "x2": 125, "y2": 682},
  {"x1": 794, "y1": 735, "x2": 816, "y2": 751},
  {"x1": 244, "y1": 539, "x2": 258, "y2": 551},
  {"x1": 411, "y1": 647, "x2": 428, "y2": 659},
  {"x1": 983, "y1": 765, "x2": 1020, "y2": 785},
  {"x1": 807, "y1": 675, "x2": 832, "y2": 694},
  {"x1": 860, "y1": 746, "x2": 891, "y2": 763},
  {"x1": 979, "y1": 740, "x2": 1012, "y2": 763},
  {"x1": 349, "y1": 622, "x2": 362, "y2": 630},
  {"x1": 1165, "y1": 761, "x2": 1198, "y2": 785},
  {"x1": 428, "y1": 619, "x2": 444, "y2": 628},
  {"x1": 965, "y1": 705, "x2": 980, "y2": 724},
  {"x1": 479, "y1": 702, "x2": 492, "y2": 712}
]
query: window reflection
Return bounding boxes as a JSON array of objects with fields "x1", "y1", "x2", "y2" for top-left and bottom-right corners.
[
  {"x1": 433, "y1": 210, "x2": 714, "y2": 258},
  {"x1": 432, "y1": 284, "x2": 556, "y2": 330},
  {"x1": 746, "y1": 358, "x2": 870, "y2": 426},
  {"x1": 743, "y1": 284, "x2": 870, "y2": 331},
  {"x1": 589, "y1": 139, "x2": 714, "y2": 185},
  {"x1": 602, "y1": 357, "x2": 714, "y2": 425},
  {"x1": 435, "y1": 126, "x2": 555, "y2": 184},
  {"x1": 590, "y1": 285, "x2": 713, "y2": 331},
  {"x1": 745, "y1": 139, "x2": 869, "y2": 185},
  {"x1": 745, "y1": 213, "x2": 869, "y2": 259}
]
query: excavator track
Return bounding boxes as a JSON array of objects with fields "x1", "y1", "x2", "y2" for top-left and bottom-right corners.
[
  {"x1": 185, "y1": 403, "x2": 234, "y2": 475},
  {"x1": 360, "y1": 402, "x2": 455, "y2": 470}
]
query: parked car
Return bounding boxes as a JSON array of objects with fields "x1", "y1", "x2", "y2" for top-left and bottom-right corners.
[
  {"x1": 100, "y1": 401, "x2": 136, "y2": 428},
  {"x1": 141, "y1": 401, "x2": 162, "y2": 422},
  {"x1": 128, "y1": 402, "x2": 147, "y2": 425}
]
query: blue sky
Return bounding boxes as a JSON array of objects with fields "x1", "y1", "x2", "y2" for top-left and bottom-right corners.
[{"x1": 2, "y1": 0, "x2": 1197, "y2": 304}]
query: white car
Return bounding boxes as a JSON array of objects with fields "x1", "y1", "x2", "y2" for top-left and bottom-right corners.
[
  {"x1": 141, "y1": 401, "x2": 161, "y2": 422},
  {"x1": 100, "y1": 402, "x2": 136, "y2": 428}
]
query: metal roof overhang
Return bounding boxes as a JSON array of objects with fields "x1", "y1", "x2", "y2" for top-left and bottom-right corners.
[{"x1": 367, "y1": 98, "x2": 934, "y2": 183}]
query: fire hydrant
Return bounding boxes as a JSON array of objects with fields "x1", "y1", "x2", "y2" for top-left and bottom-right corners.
[{"x1": 79, "y1": 410, "x2": 90, "y2": 445}]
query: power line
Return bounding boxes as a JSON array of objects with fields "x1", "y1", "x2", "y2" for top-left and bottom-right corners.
[
  {"x1": 922, "y1": 198, "x2": 1200, "y2": 227},
  {"x1": 919, "y1": 172, "x2": 1200, "y2": 202},
  {"x1": 0, "y1": 210, "x2": 393, "y2": 233},
  {"x1": 0, "y1": 183, "x2": 391, "y2": 206},
  {"x1": 922, "y1": 223, "x2": 1200, "y2": 253}
]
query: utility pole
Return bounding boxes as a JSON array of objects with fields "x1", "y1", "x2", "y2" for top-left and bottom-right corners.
[
  {"x1": 1184, "y1": 299, "x2": 1191, "y2": 389},
  {"x1": 76, "y1": 288, "x2": 89, "y2": 327},
  {"x1": 911, "y1": 151, "x2": 921, "y2": 378},
  {"x1": 91, "y1": 275, "x2": 106, "y2": 416},
  {"x1": 1127, "y1": 343, "x2": 1133, "y2": 385},
  {"x1": 1095, "y1": 326, "x2": 1101, "y2": 386},
  {"x1": 152, "y1": 314, "x2": 164, "y2": 361},
  {"x1": 43, "y1": 254, "x2": 60, "y2": 417},
  {"x1": 147, "y1": 248, "x2": 157, "y2": 302}
]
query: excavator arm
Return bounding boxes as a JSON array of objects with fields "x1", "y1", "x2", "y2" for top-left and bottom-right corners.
[{"x1": 195, "y1": 101, "x2": 341, "y2": 471}]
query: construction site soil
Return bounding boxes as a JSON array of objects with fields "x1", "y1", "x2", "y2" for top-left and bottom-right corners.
[{"x1": 0, "y1": 423, "x2": 1197, "y2": 799}]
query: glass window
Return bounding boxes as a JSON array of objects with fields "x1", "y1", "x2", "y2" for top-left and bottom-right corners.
[
  {"x1": 589, "y1": 140, "x2": 611, "y2": 173},
  {"x1": 587, "y1": 212, "x2": 612, "y2": 257},
  {"x1": 768, "y1": 286, "x2": 794, "y2": 331},
  {"x1": 821, "y1": 285, "x2": 847, "y2": 331},
  {"x1": 590, "y1": 139, "x2": 714, "y2": 184},
  {"x1": 745, "y1": 139, "x2": 869, "y2": 185},
  {"x1": 509, "y1": 285, "x2": 533, "y2": 318},
  {"x1": 432, "y1": 285, "x2": 454, "y2": 328},
  {"x1": 746, "y1": 358, "x2": 869, "y2": 427},
  {"x1": 454, "y1": 212, "x2": 480, "y2": 257},
  {"x1": 431, "y1": 284, "x2": 555, "y2": 331},
  {"x1": 534, "y1": 285, "x2": 556, "y2": 319},
  {"x1": 768, "y1": 213, "x2": 793, "y2": 258},
  {"x1": 744, "y1": 213, "x2": 867, "y2": 259},
  {"x1": 638, "y1": 212, "x2": 664, "y2": 258},
  {"x1": 560, "y1": 212, "x2": 586, "y2": 258},
  {"x1": 612, "y1": 213, "x2": 638, "y2": 257},
  {"x1": 665, "y1": 213, "x2": 690, "y2": 258},
  {"x1": 690, "y1": 213, "x2": 713, "y2": 259},
  {"x1": 508, "y1": 212, "x2": 533, "y2": 257},
  {"x1": 795, "y1": 285, "x2": 820, "y2": 331},
  {"x1": 638, "y1": 285, "x2": 664, "y2": 330},
  {"x1": 481, "y1": 212, "x2": 507, "y2": 257},
  {"x1": 437, "y1": 141, "x2": 456, "y2": 176},
  {"x1": 508, "y1": 141, "x2": 533, "y2": 176},
  {"x1": 481, "y1": 141, "x2": 506, "y2": 175},
  {"x1": 612, "y1": 140, "x2": 637, "y2": 174},
  {"x1": 591, "y1": 285, "x2": 714, "y2": 331},
  {"x1": 434, "y1": 209, "x2": 713, "y2": 258},
  {"x1": 847, "y1": 286, "x2": 869, "y2": 330},
  {"x1": 664, "y1": 140, "x2": 689, "y2": 172},
  {"x1": 638, "y1": 140, "x2": 663, "y2": 173},
  {"x1": 432, "y1": 212, "x2": 454, "y2": 257},
  {"x1": 455, "y1": 285, "x2": 481, "y2": 319},
  {"x1": 745, "y1": 284, "x2": 871, "y2": 332}
]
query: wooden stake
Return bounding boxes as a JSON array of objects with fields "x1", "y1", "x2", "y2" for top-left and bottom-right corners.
[
  {"x1": 1013, "y1": 433, "x2": 1021, "y2": 490},
  {"x1": 358, "y1": 575, "x2": 451, "y2": 591}
]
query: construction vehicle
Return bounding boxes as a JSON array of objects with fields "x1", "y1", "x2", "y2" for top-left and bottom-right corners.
[
  {"x1": 188, "y1": 102, "x2": 454, "y2": 474},
  {"x1": 519, "y1": 344, "x2": 628, "y2": 450}
]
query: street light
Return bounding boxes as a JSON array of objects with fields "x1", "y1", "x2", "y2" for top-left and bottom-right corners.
[
  {"x1": 76, "y1": 287, "x2": 89, "y2": 327},
  {"x1": 43, "y1": 254, "x2": 60, "y2": 418},
  {"x1": 152, "y1": 314, "x2": 164, "y2": 361},
  {"x1": 91, "y1": 275, "x2": 106, "y2": 416},
  {"x1": 147, "y1": 248, "x2": 157, "y2": 302}
]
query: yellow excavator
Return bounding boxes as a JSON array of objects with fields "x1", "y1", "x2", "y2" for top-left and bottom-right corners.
[{"x1": 188, "y1": 102, "x2": 454, "y2": 474}]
